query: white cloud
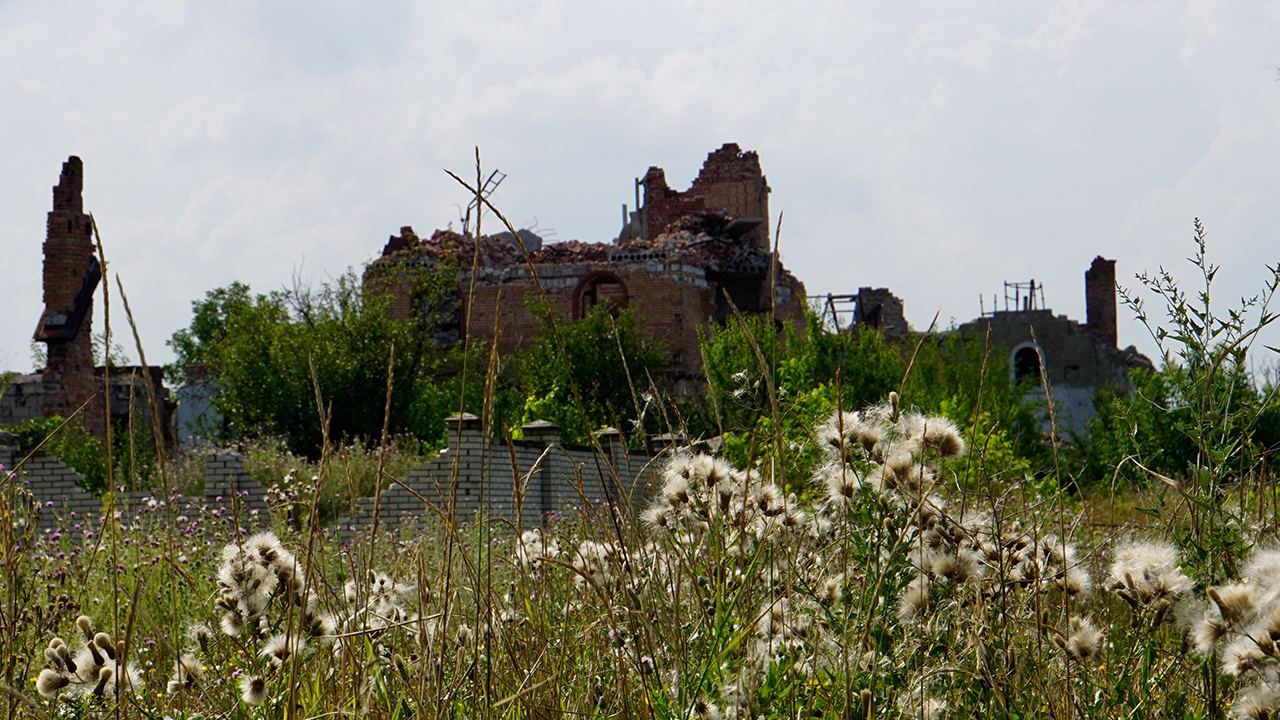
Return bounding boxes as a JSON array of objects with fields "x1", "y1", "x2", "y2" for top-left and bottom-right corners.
[{"x1": 1, "y1": 0, "x2": 1278, "y2": 374}]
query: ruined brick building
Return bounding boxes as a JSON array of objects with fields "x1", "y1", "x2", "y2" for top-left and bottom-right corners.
[
  {"x1": 826, "y1": 256, "x2": 1151, "y2": 435},
  {"x1": 0, "y1": 157, "x2": 173, "y2": 441},
  {"x1": 3, "y1": 151, "x2": 1145, "y2": 449},
  {"x1": 364, "y1": 144, "x2": 807, "y2": 385},
  {"x1": 953, "y1": 257, "x2": 1153, "y2": 434}
]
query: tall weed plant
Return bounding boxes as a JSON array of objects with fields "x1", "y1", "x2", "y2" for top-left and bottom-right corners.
[{"x1": 10, "y1": 172, "x2": 1280, "y2": 720}]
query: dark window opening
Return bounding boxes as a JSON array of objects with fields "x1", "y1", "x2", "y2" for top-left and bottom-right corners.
[
  {"x1": 575, "y1": 272, "x2": 628, "y2": 319},
  {"x1": 1014, "y1": 346, "x2": 1041, "y2": 384},
  {"x1": 712, "y1": 276, "x2": 763, "y2": 323}
]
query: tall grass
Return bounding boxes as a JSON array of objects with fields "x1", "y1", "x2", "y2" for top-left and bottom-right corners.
[{"x1": 5, "y1": 189, "x2": 1280, "y2": 719}]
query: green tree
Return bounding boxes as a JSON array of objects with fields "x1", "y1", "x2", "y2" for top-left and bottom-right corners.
[
  {"x1": 1094, "y1": 220, "x2": 1280, "y2": 588},
  {"x1": 1081, "y1": 220, "x2": 1280, "y2": 497},
  {"x1": 699, "y1": 312, "x2": 1043, "y2": 489},
  {"x1": 167, "y1": 281, "x2": 257, "y2": 383},
  {"x1": 1073, "y1": 368, "x2": 1197, "y2": 487},
  {"x1": 700, "y1": 313, "x2": 903, "y2": 484},
  {"x1": 903, "y1": 331, "x2": 1045, "y2": 481},
  {"x1": 168, "y1": 268, "x2": 459, "y2": 457},
  {"x1": 513, "y1": 303, "x2": 668, "y2": 445}
]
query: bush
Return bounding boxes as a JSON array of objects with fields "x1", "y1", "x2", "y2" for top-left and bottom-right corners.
[
  {"x1": 238, "y1": 435, "x2": 429, "y2": 526},
  {"x1": 698, "y1": 311, "x2": 1044, "y2": 491},
  {"x1": 7, "y1": 416, "x2": 108, "y2": 493},
  {"x1": 169, "y1": 269, "x2": 459, "y2": 457},
  {"x1": 513, "y1": 302, "x2": 668, "y2": 446}
]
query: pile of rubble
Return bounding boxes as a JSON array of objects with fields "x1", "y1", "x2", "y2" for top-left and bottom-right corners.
[{"x1": 378, "y1": 216, "x2": 776, "y2": 273}]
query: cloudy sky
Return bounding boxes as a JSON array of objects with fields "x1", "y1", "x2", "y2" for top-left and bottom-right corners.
[{"x1": 2, "y1": 0, "x2": 1278, "y2": 373}]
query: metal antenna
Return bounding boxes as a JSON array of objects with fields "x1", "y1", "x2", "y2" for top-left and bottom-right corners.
[{"x1": 461, "y1": 169, "x2": 507, "y2": 235}]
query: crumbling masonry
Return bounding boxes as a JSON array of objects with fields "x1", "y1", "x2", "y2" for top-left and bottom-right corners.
[
  {"x1": 29, "y1": 157, "x2": 103, "y2": 431},
  {"x1": 364, "y1": 144, "x2": 807, "y2": 386},
  {"x1": 0, "y1": 157, "x2": 173, "y2": 440}
]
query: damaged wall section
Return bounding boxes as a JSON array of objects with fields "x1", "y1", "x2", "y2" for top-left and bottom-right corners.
[
  {"x1": 364, "y1": 144, "x2": 806, "y2": 388},
  {"x1": 1, "y1": 157, "x2": 174, "y2": 443},
  {"x1": 953, "y1": 256, "x2": 1152, "y2": 436}
]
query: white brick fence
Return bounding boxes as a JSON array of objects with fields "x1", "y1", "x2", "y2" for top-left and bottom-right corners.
[{"x1": 0, "y1": 415, "x2": 661, "y2": 536}]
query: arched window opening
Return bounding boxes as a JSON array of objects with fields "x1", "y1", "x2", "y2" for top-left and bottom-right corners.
[
  {"x1": 1013, "y1": 345, "x2": 1042, "y2": 384},
  {"x1": 575, "y1": 272, "x2": 628, "y2": 319}
]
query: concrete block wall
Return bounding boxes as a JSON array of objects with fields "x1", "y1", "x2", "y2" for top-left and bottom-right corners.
[
  {"x1": 16, "y1": 453, "x2": 101, "y2": 521},
  {"x1": 0, "y1": 378, "x2": 50, "y2": 427},
  {"x1": 204, "y1": 453, "x2": 269, "y2": 510},
  {"x1": 340, "y1": 417, "x2": 658, "y2": 535},
  {"x1": 8, "y1": 447, "x2": 270, "y2": 531},
  {"x1": 0, "y1": 437, "x2": 15, "y2": 473},
  {"x1": 8, "y1": 420, "x2": 656, "y2": 539}
]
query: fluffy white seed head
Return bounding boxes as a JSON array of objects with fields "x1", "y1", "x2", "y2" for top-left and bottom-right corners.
[
  {"x1": 260, "y1": 633, "x2": 305, "y2": 668},
  {"x1": 819, "y1": 462, "x2": 862, "y2": 506},
  {"x1": 1231, "y1": 683, "x2": 1280, "y2": 720},
  {"x1": 1210, "y1": 584, "x2": 1258, "y2": 627},
  {"x1": 240, "y1": 674, "x2": 268, "y2": 705},
  {"x1": 898, "y1": 574, "x2": 931, "y2": 623},
  {"x1": 35, "y1": 669, "x2": 70, "y2": 698},
  {"x1": 1223, "y1": 635, "x2": 1267, "y2": 677},
  {"x1": 1064, "y1": 616, "x2": 1104, "y2": 660},
  {"x1": 1108, "y1": 541, "x2": 1193, "y2": 605},
  {"x1": 167, "y1": 653, "x2": 203, "y2": 694}
]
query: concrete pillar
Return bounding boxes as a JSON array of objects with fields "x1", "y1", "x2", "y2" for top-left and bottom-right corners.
[
  {"x1": 521, "y1": 419, "x2": 559, "y2": 446},
  {"x1": 445, "y1": 412, "x2": 482, "y2": 434}
]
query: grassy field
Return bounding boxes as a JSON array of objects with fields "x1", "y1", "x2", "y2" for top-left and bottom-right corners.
[
  {"x1": 5, "y1": 386, "x2": 1280, "y2": 720},
  {"x1": 5, "y1": 202, "x2": 1277, "y2": 717}
]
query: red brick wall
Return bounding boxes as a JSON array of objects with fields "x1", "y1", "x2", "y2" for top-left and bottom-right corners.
[
  {"x1": 1085, "y1": 256, "x2": 1117, "y2": 348},
  {"x1": 641, "y1": 143, "x2": 771, "y2": 249},
  {"x1": 39, "y1": 157, "x2": 104, "y2": 435},
  {"x1": 621, "y1": 272, "x2": 713, "y2": 375},
  {"x1": 365, "y1": 146, "x2": 805, "y2": 391},
  {"x1": 460, "y1": 265, "x2": 716, "y2": 378},
  {"x1": 640, "y1": 167, "x2": 708, "y2": 242},
  {"x1": 382, "y1": 256, "x2": 808, "y2": 387},
  {"x1": 689, "y1": 143, "x2": 771, "y2": 248},
  {"x1": 462, "y1": 279, "x2": 574, "y2": 356}
]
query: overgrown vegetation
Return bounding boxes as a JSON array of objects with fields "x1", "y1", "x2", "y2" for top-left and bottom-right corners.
[
  {"x1": 9, "y1": 202, "x2": 1280, "y2": 718},
  {"x1": 4, "y1": 414, "x2": 161, "y2": 494},
  {"x1": 696, "y1": 312, "x2": 1044, "y2": 490},
  {"x1": 167, "y1": 269, "x2": 465, "y2": 456},
  {"x1": 514, "y1": 302, "x2": 669, "y2": 444},
  {"x1": 7, "y1": 416, "x2": 108, "y2": 491}
]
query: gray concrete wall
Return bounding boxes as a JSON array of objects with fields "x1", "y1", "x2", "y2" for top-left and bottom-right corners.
[
  {"x1": 2, "y1": 441, "x2": 270, "y2": 531},
  {"x1": 0, "y1": 375, "x2": 50, "y2": 427},
  {"x1": 958, "y1": 310, "x2": 1130, "y2": 389},
  {"x1": 956, "y1": 310, "x2": 1133, "y2": 435},
  {"x1": 176, "y1": 378, "x2": 221, "y2": 444},
  {"x1": 338, "y1": 416, "x2": 659, "y2": 535},
  {"x1": 4, "y1": 416, "x2": 658, "y2": 539}
]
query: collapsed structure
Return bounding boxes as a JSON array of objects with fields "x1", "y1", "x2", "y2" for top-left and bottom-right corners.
[
  {"x1": 364, "y1": 144, "x2": 807, "y2": 387},
  {"x1": 0, "y1": 157, "x2": 173, "y2": 441},
  {"x1": 2, "y1": 150, "x2": 1148, "y2": 448},
  {"x1": 364, "y1": 143, "x2": 1150, "y2": 433},
  {"x1": 823, "y1": 257, "x2": 1152, "y2": 435},
  {"x1": 954, "y1": 257, "x2": 1153, "y2": 434}
]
